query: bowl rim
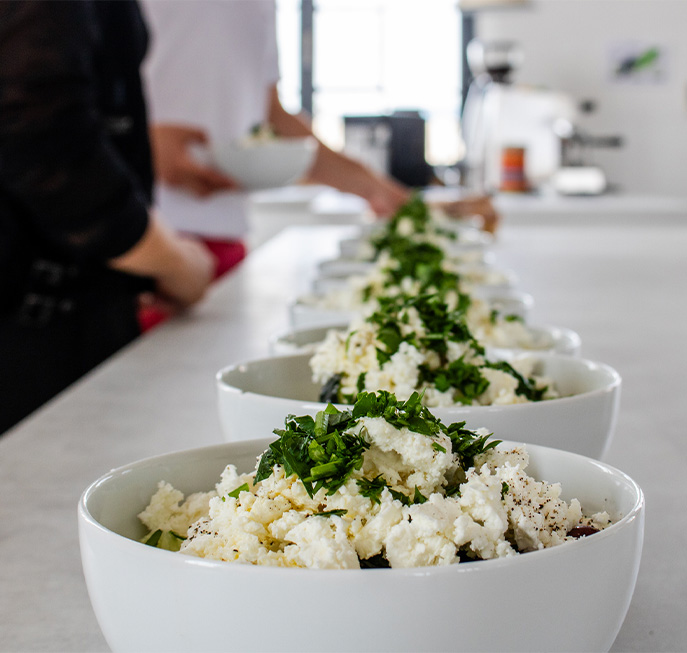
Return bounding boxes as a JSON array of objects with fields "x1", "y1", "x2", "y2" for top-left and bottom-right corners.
[
  {"x1": 340, "y1": 227, "x2": 494, "y2": 248},
  {"x1": 215, "y1": 351, "x2": 621, "y2": 411},
  {"x1": 78, "y1": 438, "x2": 644, "y2": 577},
  {"x1": 223, "y1": 134, "x2": 318, "y2": 151},
  {"x1": 290, "y1": 287, "x2": 537, "y2": 313}
]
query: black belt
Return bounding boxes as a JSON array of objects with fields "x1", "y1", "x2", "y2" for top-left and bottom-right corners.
[{"x1": 10, "y1": 257, "x2": 151, "y2": 327}]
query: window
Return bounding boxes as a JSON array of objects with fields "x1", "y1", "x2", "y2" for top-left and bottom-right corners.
[{"x1": 276, "y1": 0, "x2": 467, "y2": 169}]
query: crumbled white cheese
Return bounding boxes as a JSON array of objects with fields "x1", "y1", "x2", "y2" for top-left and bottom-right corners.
[
  {"x1": 140, "y1": 425, "x2": 609, "y2": 570},
  {"x1": 309, "y1": 308, "x2": 557, "y2": 407}
]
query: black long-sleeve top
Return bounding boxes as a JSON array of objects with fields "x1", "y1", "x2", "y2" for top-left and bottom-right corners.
[{"x1": 0, "y1": 0, "x2": 153, "y2": 312}]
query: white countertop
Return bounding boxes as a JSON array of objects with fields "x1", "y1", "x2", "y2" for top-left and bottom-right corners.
[
  {"x1": 1, "y1": 215, "x2": 686, "y2": 652},
  {"x1": 248, "y1": 187, "x2": 687, "y2": 250},
  {"x1": 493, "y1": 191, "x2": 687, "y2": 224}
]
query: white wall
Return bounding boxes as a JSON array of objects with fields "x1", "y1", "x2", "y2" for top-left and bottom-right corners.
[{"x1": 475, "y1": 0, "x2": 687, "y2": 196}]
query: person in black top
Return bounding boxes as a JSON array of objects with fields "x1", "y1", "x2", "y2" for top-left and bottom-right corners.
[{"x1": 0, "y1": 0, "x2": 215, "y2": 434}]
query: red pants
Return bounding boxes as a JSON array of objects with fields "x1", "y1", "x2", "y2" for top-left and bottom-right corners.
[{"x1": 137, "y1": 238, "x2": 246, "y2": 332}]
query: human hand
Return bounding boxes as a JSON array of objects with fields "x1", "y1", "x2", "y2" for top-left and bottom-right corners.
[
  {"x1": 365, "y1": 174, "x2": 412, "y2": 217},
  {"x1": 150, "y1": 124, "x2": 238, "y2": 197},
  {"x1": 110, "y1": 213, "x2": 215, "y2": 312},
  {"x1": 437, "y1": 195, "x2": 500, "y2": 234},
  {"x1": 153, "y1": 236, "x2": 215, "y2": 310}
]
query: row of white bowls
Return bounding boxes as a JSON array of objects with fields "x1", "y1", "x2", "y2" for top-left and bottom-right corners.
[
  {"x1": 270, "y1": 321, "x2": 583, "y2": 360},
  {"x1": 290, "y1": 284, "x2": 535, "y2": 329},
  {"x1": 79, "y1": 223, "x2": 644, "y2": 652},
  {"x1": 216, "y1": 352, "x2": 620, "y2": 461}
]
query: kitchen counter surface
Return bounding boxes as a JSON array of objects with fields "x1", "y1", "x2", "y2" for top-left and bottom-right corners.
[
  {"x1": 493, "y1": 191, "x2": 687, "y2": 224},
  {"x1": 1, "y1": 217, "x2": 686, "y2": 652},
  {"x1": 247, "y1": 187, "x2": 687, "y2": 250}
]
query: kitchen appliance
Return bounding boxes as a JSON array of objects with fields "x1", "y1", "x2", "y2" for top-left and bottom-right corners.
[
  {"x1": 344, "y1": 111, "x2": 433, "y2": 187},
  {"x1": 550, "y1": 117, "x2": 624, "y2": 195},
  {"x1": 461, "y1": 39, "x2": 579, "y2": 194}
]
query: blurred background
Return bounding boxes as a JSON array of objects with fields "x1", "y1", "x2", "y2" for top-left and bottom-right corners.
[{"x1": 274, "y1": 0, "x2": 687, "y2": 199}]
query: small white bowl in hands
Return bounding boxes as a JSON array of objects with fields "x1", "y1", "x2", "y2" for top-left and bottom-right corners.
[
  {"x1": 216, "y1": 353, "x2": 620, "y2": 460},
  {"x1": 212, "y1": 136, "x2": 317, "y2": 190},
  {"x1": 78, "y1": 438, "x2": 644, "y2": 653},
  {"x1": 269, "y1": 323, "x2": 582, "y2": 359}
]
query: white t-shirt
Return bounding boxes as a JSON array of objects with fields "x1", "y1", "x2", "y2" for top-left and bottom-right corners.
[{"x1": 141, "y1": 0, "x2": 280, "y2": 239}]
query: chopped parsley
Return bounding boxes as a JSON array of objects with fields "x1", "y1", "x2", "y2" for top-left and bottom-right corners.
[
  {"x1": 320, "y1": 290, "x2": 547, "y2": 406},
  {"x1": 413, "y1": 486, "x2": 428, "y2": 504},
  {"x1": 255, "y1": 391, "x2": 501, "y2": 502},
  {"x1": 420, "y1": 356, "x2": 490, "y2": 405},
  {"x1": 227, "y1": 483, "x2": 249, "y2": 499},
  {"x1": 255, "y1": 404, "x2": 367, "y2": 498},
  {"x1": 446, "y1": 420, "x2": 500, "y2": 471},
  {"x1": 313, "y1": 509, "x2": 348, "y2": 518},
  {"x1": 485, "y1": 360, "x2": 549, "y2": 402},
  {"x1": 369, "y1": 194, "x2": 457, "y2": 259},
  {"x1": 356, "y1": 474, "x2": 387, "y2": 504},
  {"x1": 366, "y1": 293, "x2": 480, "y2": 373}
]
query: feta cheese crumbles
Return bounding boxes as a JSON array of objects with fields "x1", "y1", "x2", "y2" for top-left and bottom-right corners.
[
  {"x1": 310, "y1": 293, "x2": 557, "y2": 406},
  {"x1": 139, "y1": 393, "x2": 611, "y2": 569}
]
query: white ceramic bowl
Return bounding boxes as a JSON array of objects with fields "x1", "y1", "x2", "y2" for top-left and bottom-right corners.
[
  {"x1": 318, "y1": 252, "x2": 497, "y2": 277},
  {"x1": 289, "y1": 288, "x2": 534, "y2": 330},
  {"x1": 212, "y1": 136, "x2": 317, "y2": 190},
  {"x1": 312, "y1": 262, "x2": 519, "y2": 295},
  {"x1": 269, "y1": 323, "x2": 582, "y2": 359},
  {"x1": 339, "y1": 227, "x2": 494, "y2": 260},
  {"x1": 216, "y1": 353, "x2": 620, "y2": 460},
  {"x1": 79, "y1": 438, "x2": 644, "y2": 653}
]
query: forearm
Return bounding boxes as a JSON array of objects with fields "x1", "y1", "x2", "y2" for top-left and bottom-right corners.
[
  {"x1": 268, "y1": 86, "x2": 410, "y2": 215},
  {"x1": 268, "y1": 93, "x2": 376, "y2": 191},
  {"x1": 110, "y1": 212, "x2": 214, "y2": 308},
  {"x1": 109, "y1": 213, "x2": 184, "y2": 278}
]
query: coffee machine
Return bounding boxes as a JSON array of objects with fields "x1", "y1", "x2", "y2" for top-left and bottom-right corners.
[{"x1": 461, "y1": 39, "x2": 580, "y2": 194}]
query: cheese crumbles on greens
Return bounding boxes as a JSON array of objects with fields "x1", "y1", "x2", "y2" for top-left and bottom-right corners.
[
  {"x1": 310, "y1": 293, "x2": 557, "y2": 406},
  {"x1": 139, "y1": 392, "x2": 610, "y2": 569}
]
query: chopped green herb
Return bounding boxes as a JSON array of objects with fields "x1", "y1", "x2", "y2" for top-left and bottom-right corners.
[
  {"x1": 255, "y1": 405, "x2": 367, "y2": 498},
  {"x1": 255, "y1": 392, "x2": 500, "y2": 508},
  {"x1": 142, "y1": 529, "x2": 162, "y2": 547},
  {"x1": 357, "y1": 474, "x2": 388, "y2": 504},
  {"x1": 485, "y1": 360, "x2": 548, "y2": 402},
  {"x1": 227, "y1": 483, "x2": 249, "y2": 499},
  {"x1": 501, "y1": 481, "x2": 509, "y2": 499},
  {"x1": 142, "y1": 529, "x2": 185, "y2": 552},
  {"x1": 420, "y1": 355, "x2": 490, "y2": 404},
  {"x1": 446, "y1": 421, "x2": 501, "y2": 471},
  {"x1": 389, "y1": 489, "x2": 411, "y2": 506},
  {"x1": 413, "y1": 486, "x2": 428, "y2": 504},
  {"x1": 313, "y1": 509, "x2": 348, "y2": 517}
]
